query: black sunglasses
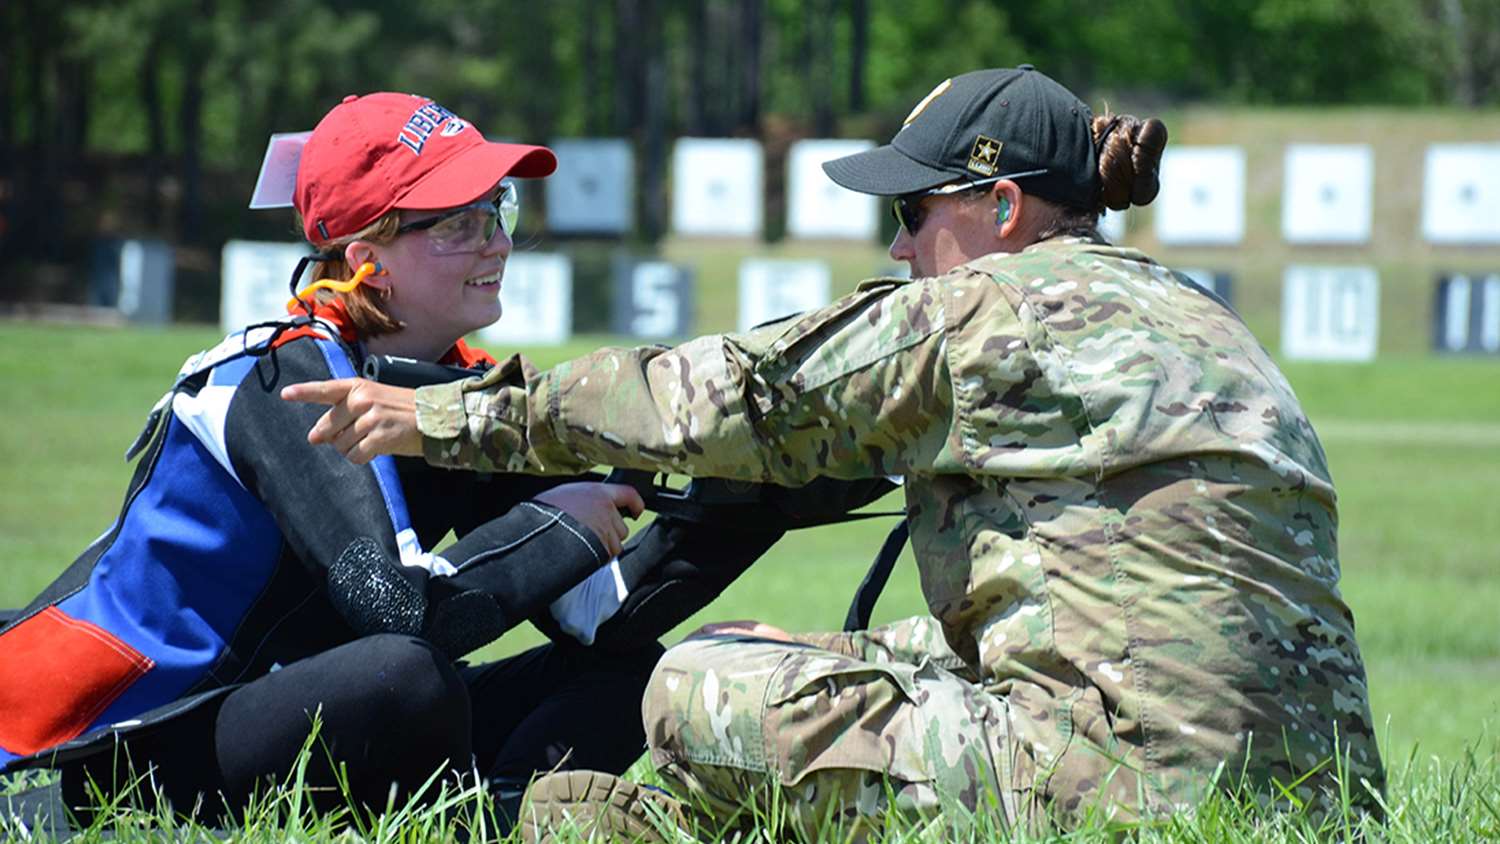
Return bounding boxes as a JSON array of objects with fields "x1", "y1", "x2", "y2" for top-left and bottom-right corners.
[{"x1": 890, "y1": 168, "x2": 1049, "y2": 236}]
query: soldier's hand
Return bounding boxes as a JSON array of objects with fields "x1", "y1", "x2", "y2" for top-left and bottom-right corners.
[
  {"x1": 535, "y1": 482, "x2": 646, "y2": 558},
  {"x1": 688, "y1": 619, "x2": 793, "y2": 643},
  {"x1": 281, "y1": 378, "x2": 422, "y2": 464}
]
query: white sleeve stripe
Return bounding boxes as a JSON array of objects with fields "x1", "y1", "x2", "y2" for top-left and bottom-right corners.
[
  {"x1": 524, "y1": 502, "x2": 606, "y2": 565},
  {"x1": 450, "y1": 502, "x2": 604, "y2": 572}
]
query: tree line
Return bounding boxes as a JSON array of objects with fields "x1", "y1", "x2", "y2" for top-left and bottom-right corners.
[{"x1": 2, "y1": 0, "x2": 1496, "y2": 299}]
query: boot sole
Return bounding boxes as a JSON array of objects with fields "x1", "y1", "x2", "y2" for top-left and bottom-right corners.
[{"x1": 521, "y1": 770, "x2": 683, "y2": 843}]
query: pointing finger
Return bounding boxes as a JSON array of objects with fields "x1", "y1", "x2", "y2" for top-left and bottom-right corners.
[
  {"x1": 281, "y1": 378, "x2": 361, "y2": 407},
  {"x1": 305, "y1": 402, "x2": 358, "y2": 446}
]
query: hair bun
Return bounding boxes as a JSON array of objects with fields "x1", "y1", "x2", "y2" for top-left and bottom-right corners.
[{"x1": 1093, "y1": 114, "x2": 1169, "y2": 212}]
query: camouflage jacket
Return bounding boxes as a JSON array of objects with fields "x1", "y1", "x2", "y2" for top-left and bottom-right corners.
[{"x1": 416, "y1": 236, "x2": 1383, "y2": 815}]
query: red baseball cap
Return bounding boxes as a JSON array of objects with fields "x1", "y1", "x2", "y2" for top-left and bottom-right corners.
[{"x1": 293, "y1": 92, "x2": 557, "y2": 244}]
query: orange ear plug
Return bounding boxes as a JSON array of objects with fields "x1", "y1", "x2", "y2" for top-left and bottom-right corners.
[{"x1": 286, "y1": 261, "x2": 385, "y2": 311}]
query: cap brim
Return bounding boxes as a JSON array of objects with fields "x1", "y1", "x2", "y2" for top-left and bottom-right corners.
[
  {"x1": 398, "y1": 142, "x2": 558, "y2": 210},
  {"x1": 821, "y1": 144, "x2": 959, "y2": 196}
]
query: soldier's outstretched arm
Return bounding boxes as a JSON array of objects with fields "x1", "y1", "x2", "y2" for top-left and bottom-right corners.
[{"x1": 414, "y1": 276, "x2": 967, "y2": 484}]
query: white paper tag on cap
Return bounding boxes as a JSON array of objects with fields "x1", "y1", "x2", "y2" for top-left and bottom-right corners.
[{"x1": 249, "y1": 131, "x2": 312, "y2": 209}]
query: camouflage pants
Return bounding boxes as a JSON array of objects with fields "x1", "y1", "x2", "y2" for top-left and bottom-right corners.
[{"x1": 642, "y1": 629, "x2": 1022, "y2": 836}]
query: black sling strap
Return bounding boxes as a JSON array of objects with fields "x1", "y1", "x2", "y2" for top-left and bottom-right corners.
[{"x1": 843, "y1": 519, "x2": 910, "y2": 632}]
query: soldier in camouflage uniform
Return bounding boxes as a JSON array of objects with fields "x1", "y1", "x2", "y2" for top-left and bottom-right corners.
[{"x1": 287, "y1": 66, "x2": 1383, "y2": 835}]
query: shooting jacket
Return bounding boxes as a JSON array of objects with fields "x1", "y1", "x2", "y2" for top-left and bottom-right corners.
[{"x1": 0, "y1": 318, "x2": 615, "y2": 771}]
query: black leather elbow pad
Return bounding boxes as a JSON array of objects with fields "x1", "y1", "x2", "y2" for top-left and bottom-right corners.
[
  {"x1": 424, "y1": 589, "x2": 512, "y2": 659},
  {"x1": 326, "y1": 537, "x2": 426, "y2": 636}
]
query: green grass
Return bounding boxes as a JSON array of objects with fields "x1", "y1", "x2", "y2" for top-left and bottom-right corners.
[{"x1": 1, "y1": 321, "x2": 1498, "y2": 840}]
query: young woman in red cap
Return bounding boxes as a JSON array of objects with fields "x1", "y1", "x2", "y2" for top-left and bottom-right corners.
[{"x1": 0, "y1": 92, "x2": 780, "y2": 831}]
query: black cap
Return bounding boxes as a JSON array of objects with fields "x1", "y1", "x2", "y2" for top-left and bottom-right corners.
[{"x1": 823, "y1": 66, "x2": 1097, "y2": 206}]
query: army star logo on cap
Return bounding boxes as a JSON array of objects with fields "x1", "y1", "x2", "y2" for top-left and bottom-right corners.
[{"x1": 968, "y1": 135, "x2": 1002, "y2": 176}]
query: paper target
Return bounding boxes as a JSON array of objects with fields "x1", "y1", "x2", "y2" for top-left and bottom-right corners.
[
  {"x1": 1422, "y1": 144, "x2": 1500, "y2": 244},
  {"x1": 1282, "y1": 145, "x2": 1373, "y2": 244},
  {"x1": 546, "y1": 139, "x2": 634, "y2": 235},
  {"x1": 671, "y1": 139, "x2": 764, "y2": 237},
  {"x1": 1154, "y1": 147, "x2": 1246, "y2": 245},
  {"x1": 786, "y1": 139, "x2": 879, "y2": 240}
]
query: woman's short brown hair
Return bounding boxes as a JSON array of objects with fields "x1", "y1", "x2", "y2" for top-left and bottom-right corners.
[{"x1": 296, "y1": 211, "x2": 405, "y2": 338}]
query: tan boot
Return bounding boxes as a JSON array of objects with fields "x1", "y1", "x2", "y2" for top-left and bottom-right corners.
[{"x1": 520, "y1": 770, "x2": 689, "y2": 843}]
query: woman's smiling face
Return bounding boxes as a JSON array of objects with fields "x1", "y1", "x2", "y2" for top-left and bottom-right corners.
[{"x1": 359, "y1": 186, "x2": 511, "y2": 355}]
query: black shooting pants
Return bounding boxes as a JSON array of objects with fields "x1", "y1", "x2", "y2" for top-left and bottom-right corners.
[{"x1": 59, "y1": 634, "x2": 662, "y2": 823}]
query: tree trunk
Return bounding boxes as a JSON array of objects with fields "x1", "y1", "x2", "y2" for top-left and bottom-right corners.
[
  {"x1": 519, "y1": 8, "x2": 558, "y2": 142},
  {"x1": 686, "y1": 0, "x2": 706, "y2": 135},
  {"x1": 848, "y1": 0, "x2": 867, "y2": 112},
  {"x1": 705, "y1": 1, "x2": 730, "y2": 135},
  {"x1": 583, "y1": 0, "x2": 603, "y2": 134},
  {"x1": 738, "y1": 0, "x2": 762, "y2": 134},
  {"x1": 247, "y1": 7, "x2": 289, "y2": 165},
  {"x1": 28, "y1": 0, "x2": 63, "y2": 259},
  {"x1": 141, "y1": 35, "x2": 165, "y2": 229},
  {"x1": 1441, "y1": 0, "x2": 1475, "y2": 105},
  {"x1": 1473, "y1": 0, "x2": 1500, "y2": 105},
  {"x1": 8, "y1": 0, "x2": 46, "y2": 262},
  {"x1": 61, "y1": 57, "x2": 90, "y2": 153},
  {"x1": 640, "y1": 0, "x2": 667, "y2": 242},
  {"x1": 1, "y1": 0, "x2": 15, "y2": 259},
  {"x1": 178, "y1": 1, "x2": 213, "y2": 243},
  {"x1": 807, "y1": 0, "x2": 834, "y2": 136},
  {"x1": 613, "y1": 0, "x2": 643, "y2": 135}
]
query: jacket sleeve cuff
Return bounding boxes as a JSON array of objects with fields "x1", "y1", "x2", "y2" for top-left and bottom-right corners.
[
  {"x1": 415, "y1": 367, "x2": 544, "y2": 472},
  {"x1": 415, "y1": 379, "x2": 472, "y2": 467}
]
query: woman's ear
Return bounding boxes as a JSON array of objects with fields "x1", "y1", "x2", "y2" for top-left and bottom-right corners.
[
  {"x1": 344, "y1": 241, "x2": 374, "y2": 274},
  {"x1": 344, "y1": 241, "x2": 390, "y2": 289}
]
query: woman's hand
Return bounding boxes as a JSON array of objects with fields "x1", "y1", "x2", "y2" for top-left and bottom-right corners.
[
  {"x1": 687, "y1": 619, "x2": 794, "y2": 643},
  {"x1": 280, "y1": 378, "x2": 422, "y2": 464},
  {"x1": 535, "y1": 482, "x2": 647, "y2": 558}
]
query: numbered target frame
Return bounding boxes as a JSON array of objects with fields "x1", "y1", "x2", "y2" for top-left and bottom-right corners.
[
  {"x1": 221, "y1": 240, "x2": 312, "y2": 332},
  {"x1": 611, "y1": 258, "x2": 695, "y2": 339},
  {"x1": 478, "y1": 253, "x2": 573, "y2": 347},
  {"x1": 737, "y1": 259, "x2": 831, "y2": 332},
  {"x1": 1154, "y1": 147, "x2": 1246, "y2": 246},
  {"x1": 671, "y1": 139, "x2": 764, "y2": 237},
  {"x1": 1433, "y1": 273, "x2": 1500, "y2": 355},
  {"x1": 1282, "y1": 144, "x2": 1373, "y2": 244},
  {"x1": 786, "y1": 139, "x2": 879, "y2": 240},
  {"x1": 1280, "y1": 265, "x2": 1380, "y2": 362}
]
